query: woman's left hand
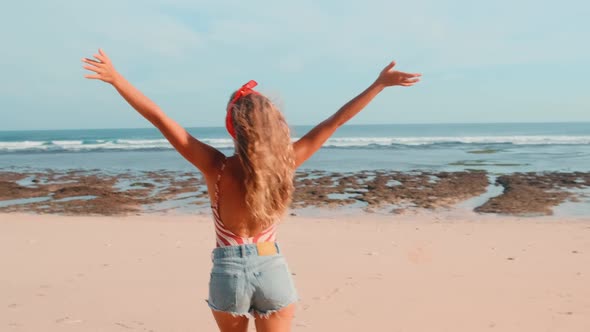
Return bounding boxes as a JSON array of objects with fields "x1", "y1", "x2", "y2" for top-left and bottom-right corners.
[
  {"x1": 82, "y1": 49, "x2": 120, "y2": 85},
  {"x1": 374, "y1": 61, "x2": 421, "y2": 88}
]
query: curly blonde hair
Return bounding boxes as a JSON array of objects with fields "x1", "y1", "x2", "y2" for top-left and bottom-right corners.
[{"x1": 229, "y1": 93, "x2": 296, "y2": 229}]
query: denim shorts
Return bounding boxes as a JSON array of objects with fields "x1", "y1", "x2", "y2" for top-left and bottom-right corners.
[{"x1": 206, "y1": 242, "x2": 299, "y2": 318}]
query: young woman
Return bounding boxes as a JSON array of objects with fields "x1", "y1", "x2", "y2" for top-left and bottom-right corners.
[{"x1": 82, "y1": 49, "x2": 421, "y2": 332}]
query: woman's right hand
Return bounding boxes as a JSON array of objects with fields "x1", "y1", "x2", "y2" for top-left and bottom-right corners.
[
  {"x1": 82, "y1": 49, "x2": 121, "y2": 85},
  {"x1": 375, "y1": 61, "x2": 421, "y2": 88}
]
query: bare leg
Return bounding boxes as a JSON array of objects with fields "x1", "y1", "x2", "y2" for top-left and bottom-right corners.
[
  {"x1": 253, "y1": 303, "x2": 296, "y2": 332},
  {"x1": 211, "y1": 309, "x2": 249, "y2": 332}
]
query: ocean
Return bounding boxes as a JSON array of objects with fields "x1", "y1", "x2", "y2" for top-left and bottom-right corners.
[{"x1": 1, "y1": 122, "x2": 589, "y2": 173}]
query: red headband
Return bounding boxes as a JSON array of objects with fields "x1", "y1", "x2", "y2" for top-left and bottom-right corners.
[{"x1": 225, "y1": 80, "x2": 260, "y2": 139}]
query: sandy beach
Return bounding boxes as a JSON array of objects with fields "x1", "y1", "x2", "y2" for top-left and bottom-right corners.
[
  {"x1": 2, "y1": 0, "x2": 590, "y2": 330},
  {"x1": 2, "y1": 211, "x2": 589, "y2": 332}
]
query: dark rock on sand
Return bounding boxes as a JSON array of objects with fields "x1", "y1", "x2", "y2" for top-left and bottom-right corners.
[{"x1": 475, "y1": 172, "x2": 589, "y2": 216}]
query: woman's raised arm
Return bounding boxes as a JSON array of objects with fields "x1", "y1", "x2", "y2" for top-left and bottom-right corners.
[
  {"x1": 293, "y1": 60, "x2": 421, "y2": 168},
  {"x1": 82, "y1": 49, "x2": 223, "y2": 177}
]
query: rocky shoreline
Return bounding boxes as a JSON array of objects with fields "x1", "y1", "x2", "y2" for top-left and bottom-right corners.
[{"x1": 1, "y1": 169, "x2": 589, "y2": 217}]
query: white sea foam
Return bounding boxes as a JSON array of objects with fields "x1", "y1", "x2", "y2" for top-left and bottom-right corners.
[
  {"x1": 1, "y1": 135, "x2": 589, "y2": 153},
  {"x1": 0, "y1": 141, "x2": 47, "y2": 151},
  {"x1": 324, "y1": 135, "x2": 590, "y2": 146}
]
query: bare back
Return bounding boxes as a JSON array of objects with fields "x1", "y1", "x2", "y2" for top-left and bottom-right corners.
[{"x1": 205, "y1": 155, "x2": 271, "y2": 238}]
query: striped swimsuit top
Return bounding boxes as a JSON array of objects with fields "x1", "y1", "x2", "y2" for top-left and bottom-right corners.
[{"x1": 211, "y1": 156, "x2": 277, "y2": 247}]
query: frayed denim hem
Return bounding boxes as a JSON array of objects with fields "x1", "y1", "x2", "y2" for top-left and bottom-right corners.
[
  {"x1": 252, "y1": 297, "x2": 300, "y2": 320},
  {"x1": 205, "y1": 299, "x2": 254, "y2": 319}
]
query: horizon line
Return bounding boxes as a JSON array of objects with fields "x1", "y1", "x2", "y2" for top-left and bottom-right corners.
[{"x1": 1, "y1": 120, "x2": 589, "y2": 132}]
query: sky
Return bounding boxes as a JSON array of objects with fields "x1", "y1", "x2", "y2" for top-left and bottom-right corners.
[{"x1": 0, "y1": 0, "x2": 589, "y2": 131}]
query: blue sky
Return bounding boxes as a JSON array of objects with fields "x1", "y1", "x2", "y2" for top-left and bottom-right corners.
[{"x1": 1, "y1": 0, "x2": 589, "y2": 130}]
